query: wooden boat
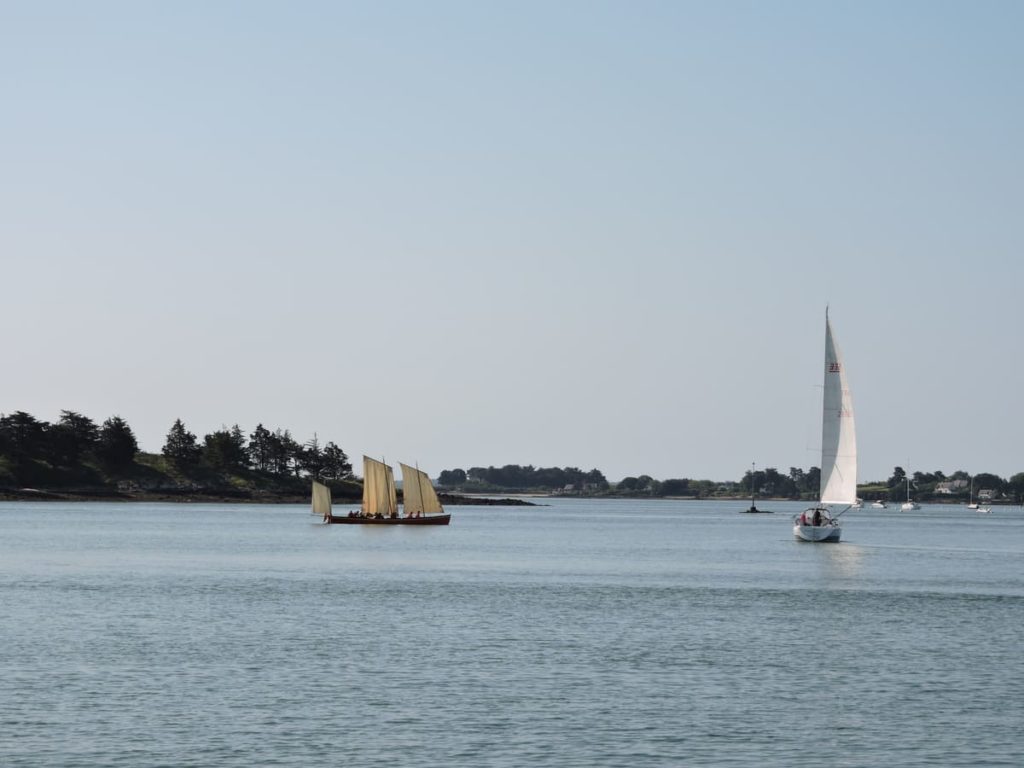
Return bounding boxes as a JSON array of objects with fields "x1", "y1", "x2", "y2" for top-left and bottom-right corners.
[
  {"x1": 320, "y1": 456, "x2": 451, "y2": 525},
  {"x1": 794, "y1": 308, "x2": 856, "y2": 543}
]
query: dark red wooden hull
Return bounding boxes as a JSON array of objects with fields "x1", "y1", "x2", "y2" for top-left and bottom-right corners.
[{"x1": 325, "y1": 513, "x2": 451, "y2": 526}]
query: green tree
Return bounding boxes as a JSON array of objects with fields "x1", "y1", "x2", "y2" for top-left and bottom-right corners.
[
  {"x1": 299, "y1": 434, "x2": 324, "y2": 478},
  {"x1": 48, "y1": 411, "x2": 99, "y2": 465},
  {"x1": 0, "y1": 411, "x2": 49, "y2": 461},
  {"x1": 617, "y1": 476, "x2": 639, "y2": 492},
  {"x1": 321, "y1": 442, "x2": 352, "y2": 480},
  {"x1": 95, "y1": 416, "x2": 138, "y2": 469},
  {"x1": 248, "y1": 424, "x2": 273, "y2": 471},
  {"x1": 887, "y1": 466, "x2": 906, "y2": 488},
  {"x1": 1006, "y1": 473, "x2": 1024, "y2": 504},
  {"x1": 437, "y1": 468, "x2": 467, "y2": 487},
  {"x1": 661, "y1": 478, "x2": 690, "y2": 496},
  {"x1": 584, "y1": 468, "x2": 609, "y2": 491},
  {"x1": 203, "y1": 425, "x2": 247, "y2": 470},
  {"x1": 805, "y1": 467, "x2": 821, "y2": 497},
  {"x1": 267, "y1": 429, "x2": 301, "y2": 476},
  {"x1": 972, "y1": 472, "x2": 1005, "y2": 497},
  {"x1": 162, "y1": 418, "x2": 201, "y2": 466}
]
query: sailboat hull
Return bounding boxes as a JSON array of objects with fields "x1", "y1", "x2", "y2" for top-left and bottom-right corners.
[
  {"x1": 325, "y1": 513, "x2": 451, "y2": 525},
  {"x1": 793, "y1": 523, "x2": 841, "y2": 542}
]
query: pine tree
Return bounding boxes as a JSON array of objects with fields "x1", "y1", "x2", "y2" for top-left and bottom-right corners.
[
  {"x1": 162, "y1": 418, "x2": 201, "y2": 466},
  {"x1": 95, "y1": 416, "x2": 138, "y2": 469}
]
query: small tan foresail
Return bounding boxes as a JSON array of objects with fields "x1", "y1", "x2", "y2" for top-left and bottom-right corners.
[
  {"x1": 399, "y1": 463, "x2": 444, "y2": 516},
  {"x1": 312, "y1": 479, "x2": 332, "y2": 518},
  {"x1": 362, "y1": 456, "x2": 398, "y2": 517}
]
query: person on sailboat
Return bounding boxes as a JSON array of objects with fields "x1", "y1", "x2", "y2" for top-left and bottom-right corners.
[{"x1": 812, "y1": 509, "x2": 822, "y2": 526}]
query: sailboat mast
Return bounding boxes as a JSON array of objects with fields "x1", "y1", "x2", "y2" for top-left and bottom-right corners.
[{"x1": 415, "y1": 462, "x2": 425, "y2": 517}]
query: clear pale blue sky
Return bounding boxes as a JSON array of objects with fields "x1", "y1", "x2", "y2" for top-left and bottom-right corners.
[{"x1": 3, "y1": 1, "x2": 1021, "y2": 482}]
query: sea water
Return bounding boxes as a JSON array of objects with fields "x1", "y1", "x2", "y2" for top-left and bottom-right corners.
[{"x1": 1, "y1": 499, "x2": 1022, "y2": 767}]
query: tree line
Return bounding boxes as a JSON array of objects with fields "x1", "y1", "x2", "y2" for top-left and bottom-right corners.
[
  {"x1": 0, "y1": 411, "x2": 138, "y2": 482},
  {"x1": 876, "y1": 466, "x2": 1024, "y2": 503},
  {"x1": 438, "y1": 465, "x2": 610, "y2": 492},
  {"x1": 437, "y1": 462, "x2": 1024, "y2": 502},
  {"x1": 0, "y1": 410, "x2": 353, "y2": 486},
  {"x1": 161, "y1": 418, "x2": 352, "y2": 479},
  {"x1": 741, "y1": 465, "x2": 1024, "y2": 503}
]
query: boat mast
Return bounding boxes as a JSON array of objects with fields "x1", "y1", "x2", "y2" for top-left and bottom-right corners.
[
  {"x1": 415, "y1": 462, "x2": 425, "y2": 517},
  {"x1": 750, "y1": 462, "x2": 755, "y2": 508}
]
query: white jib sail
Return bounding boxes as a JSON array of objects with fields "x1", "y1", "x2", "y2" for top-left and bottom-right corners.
[
  {"x1": 362, "y1": 456, "x2": 398, "y2": 516},
  {"x1": 399, "y1": 463, "x2": 444, "y2": 515},
  {"x1": 819, "y1": 310, "x2": 857, "y2": 505},
  {"x1": 312, "y1": 480, "x2": 332, "y2": 517}
]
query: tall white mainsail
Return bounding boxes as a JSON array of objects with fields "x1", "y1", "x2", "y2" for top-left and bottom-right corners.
[
  {"x1": 362, "y1": 456, "x2": 398, "y2": 516},
  {"x1": 311, "y1": 479, "x2": 332, "y2": 517},
  {"x1": 399, "y1": 463, "x2": 444, "y2": 516},
  {"x1": 819, "y1": 310, "x2": 857, "y2": 505}
]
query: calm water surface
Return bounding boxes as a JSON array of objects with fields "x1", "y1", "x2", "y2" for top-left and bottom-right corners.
[{"x1": 2, "y1": 499, "x2": 1022, "y2": 766}]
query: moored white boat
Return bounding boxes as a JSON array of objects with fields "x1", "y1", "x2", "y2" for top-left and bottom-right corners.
[
  {"x1": 794, "y1": 309, "x2": 856, "y2": 543},
  {"x1": 871, "y1": 500, "x2": 887, "y2": 509},
  {"x1": 900, "y1": 476, "x2": 920, "y2": 511}
]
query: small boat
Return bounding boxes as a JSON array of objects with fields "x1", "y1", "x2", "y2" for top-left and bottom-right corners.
[
  {"x1": 900, "y1": 476, "x2": 920, "y2": 511},
  {"x1": 852, "y1": 499, "x2": 863, "y2": 509},
  {"x1": 977, "y1": 506, "x2": 992, "y2": 514},
  {"x1": 794, "y1": 309, "x2": 855, "y2": 543},
  {"x1": 741, "y1": 461, "x2": 772, "y2": 513},
  {"x1": 871, "y1": 500, "x2": 887, "y2": 509},
  {"x1": 322, "y1": 456, "x2": 451, "y2": 525}
]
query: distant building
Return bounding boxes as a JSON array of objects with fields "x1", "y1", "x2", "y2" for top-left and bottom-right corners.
[
  {"x1": 935, "y1": 479, "x2": 969, "y2": 495},
  {"x1": 978, "y1": 489, "x2": 995, "y2": 500}
]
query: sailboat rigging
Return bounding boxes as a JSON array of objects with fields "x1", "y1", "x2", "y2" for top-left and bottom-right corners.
[
  {"x1": 901, "y1": 476, "x2": 920, "y2": 511},
  {"x1": 967, "y1": 475, "x2": 979, "y2": 510},
  {"x1": 793, "y1": 308, "x2": 856, "y2": 543},
  {"x1": 320, "y1": 456, "x2": 451, "y2": 525}
]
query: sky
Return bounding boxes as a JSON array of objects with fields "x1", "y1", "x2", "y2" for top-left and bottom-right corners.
[{"x1": 2, "y1": 1, "x2": 1022, "y2": 483}]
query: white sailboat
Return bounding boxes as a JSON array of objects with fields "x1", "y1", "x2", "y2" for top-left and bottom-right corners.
[
  {"x1": 901, "y1": 476, "x2": 920, "y2": 511},
  {"x1": 967, "y1": 476, "x2": 979, "y2": 510},
  {"x1": 871, "y1": 500, "x2": 888, "y2": 509},
  {"x1": 794, "y1": 309, "x2": 855, "y2": 543}
]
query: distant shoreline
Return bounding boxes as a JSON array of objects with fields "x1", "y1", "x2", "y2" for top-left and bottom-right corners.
[
  {"x1": 0, "y1": 487, "x2": 537, "y2": 506},
  {"x1": 5, "y1": 487, "x2": 1015, "y2": 507}
]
